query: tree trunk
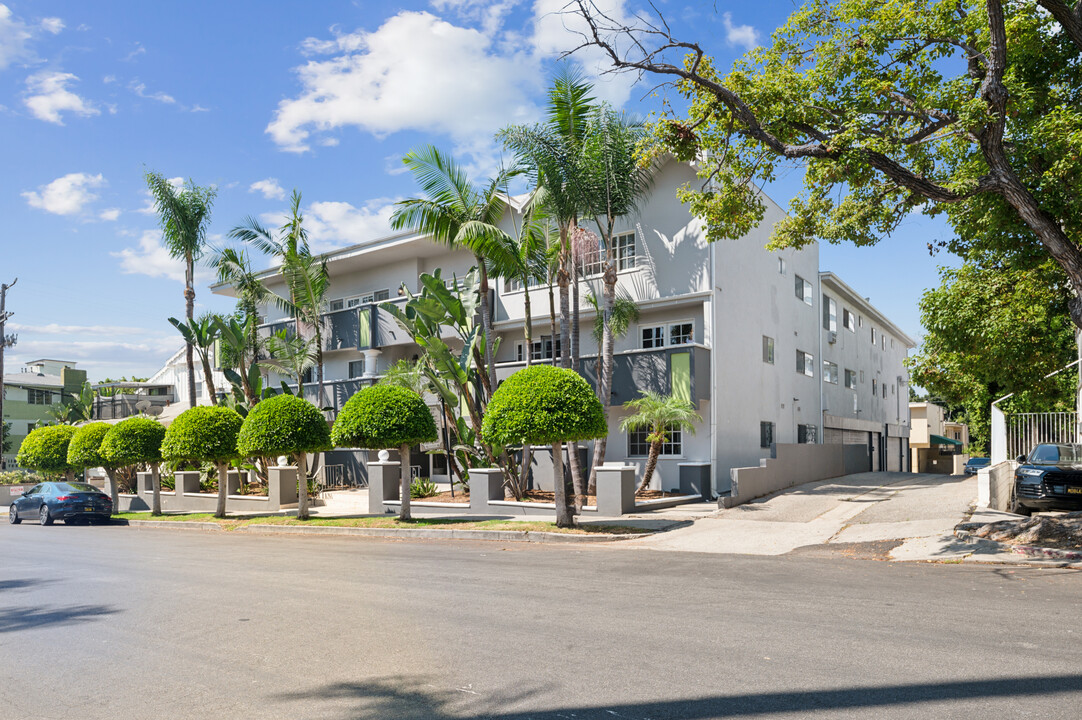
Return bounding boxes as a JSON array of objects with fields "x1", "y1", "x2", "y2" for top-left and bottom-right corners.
[
  {"x1": 201, "y1": 355, "x2": 217, "y2": 405},
  {"x1": 151, "y1": 463, "x2": 161, "y2": 516},
  {"x1": 65, "y1": 469, "x2": 75, "y2": 482},
  {"x1": 399, "y1": 443, "x2": 412, "y2": 521},
  {"x1": 552, "y1": 440, "x2": 574, "y2": 528},
  {"x1": 589, "y1": 260, "x2": 618, "y2": 493},
  {"x1": 571, "y1": 255, "x2": 581, "y2": 371},
  {"x1": 297, "y1": 451, "x2": 310, "y2": 520},
  {"x1": 557, "y1": 227, "x2": 571, "y2": 370},
  {"x1": 185, "y1": 260, "x2": 197, "y2": 408},
  {"x1": 637, "y1": 440, "x2": 662, "y2": 493},
  {"x1": 523, "y1": 284, "x2": 533, "y2": 367},
  {"x1": 215, "y1": 461, "x2": 228, "y2": 518},
  {"x1": 105, "y1": 467, "x2": 118, "y2": 513},
  {"x1": 478, "y1": 258, "x2": 496, "y2": 397}
]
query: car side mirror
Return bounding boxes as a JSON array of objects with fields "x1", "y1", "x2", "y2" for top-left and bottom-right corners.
[{"x1": 1015, "y1": 455, "x2": 1027, "y2": 463}]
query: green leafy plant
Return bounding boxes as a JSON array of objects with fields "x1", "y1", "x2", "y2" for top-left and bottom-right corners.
[
  {"x1": 619, "y1": 392, "x2": 702, "y2": 493},
  {"x1": 331, "y1": 384, "x2": 438, "y2": 520},
  {"x1": 0, "y1": 471, "x2": 45, "y2": 485},
  {"x1": 483, "y1": 365, "x2": 607, "y2": 527},
  {"x1": 410, "y1": 477, "x2": 438, "y2": 499},
  {"x1": 236, "y1": 393, "x2": 331, "y2": 520},
  {"x1": 16, "y1": 425, "x2": 78, "y2": 479},
  {"x1": 101, "y1": 417, "x2": 166, "y2": 515},
  {"x1": 162, "y1": 406, "x2": 244, "y2": 518}
]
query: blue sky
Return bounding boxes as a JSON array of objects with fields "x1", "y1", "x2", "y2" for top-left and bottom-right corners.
[{"x1": 0, "y1": 0, "x2": 958, "y2": 381}]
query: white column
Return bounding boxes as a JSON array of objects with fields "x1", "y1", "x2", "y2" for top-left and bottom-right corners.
[{"x1": 363, "y1": 349, "x2": 382, "y2": 379}]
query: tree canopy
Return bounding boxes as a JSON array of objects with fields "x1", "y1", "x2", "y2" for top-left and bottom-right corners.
[
  {"x1": 100, "y1": 417, "x2": 166, "y2": 467},
  {"x1": 483, "y1": 365, "x2": 608, "y2": 446},
  {"x1": 161, "y1": 406, "x2": 244, "y2": 462},
  {"x1": 16, "y1": 425, "x2": 77, "y2": 475},
  {"x1": 236, "y1": 393, "x2": 331, "y2": 458},
  {"x1": 67, "y1": 422, "x2": 115, "y2": 471},
  {"x1": 331, "y1": 385, "x2": 438, "y2": 451}
]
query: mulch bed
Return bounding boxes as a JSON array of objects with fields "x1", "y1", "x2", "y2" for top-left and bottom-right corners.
[
  {"x1": 417, "y1": 489, "x2": 687, "y2": 505},
  {"x1": 964, "y1": 512, "x2": 1082, "y2": 551}
]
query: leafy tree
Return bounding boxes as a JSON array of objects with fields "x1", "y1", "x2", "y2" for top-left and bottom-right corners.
[
  {"x1": 483, "y1": 365, "x2": 607, "y2": 527},
  {"x1": 67, "y1": 422, "x2": 120, "y2": 510},
  {"x1": 212, "y1": 246, "x2": 269, "y2": 358},
  {"x1": 101, "y1": 417, "x2": 166, "y2": 515},
  {"x1": 216, "y1": 315, "x2": 264, "y2": 410},
  {"x1": 168, "y1": 315, "x2": 220, "y2": 405},
  {"x1": 145, "y1": 171, "x2": 216, "y2": 408},
  {"x1": 619, "y1": 392, "x2": 702, "y2": 493},
  {"x1": 909, "y1": 259, "x2": 1075, "y2": 453},
  {"x1": 162, "y1": 406, "x2": 244, "y2": 518},
  {"x1": 16, "y1": 425, "x2": 77, "y2": 480},
  {"x1": 1, "y1": 421, "x2": 11, "y2": 455},
  {"x1": 380, "y1": 358, "x2": 429, "y2": 397},
  {"x1": 236, "y1": 393, "x2": 331, "y2": 520},
  {"x1": 331, "y1": 385, "x2": 438, "y2": 521},
  {"x1": 262, "y1": 330, "x2": 318, "y2": 397},
  {"x1": 46, "y1": 381, "x2": 96, "y2": 425},
  {"x1": 574, "y1": 0, "x2": 1082, "y2": 328}
]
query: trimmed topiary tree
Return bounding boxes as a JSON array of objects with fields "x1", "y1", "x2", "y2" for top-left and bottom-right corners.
[
  {"x1": 483, "y1": 365, "x2": 607, "y2": 527},
  {"x1": 162, "y1": 406, "x2": 244, "y2": 518},
  {"x1": 332, "y1": 384, "x2": 438, "y2": 521},
  {"x1": 101, "y1": 417, "x2": 166, "y2": 515},
  {"x1": 17, "y1": 425, "x2": 78, "y2": 481},
  {"x1": 68, "y1": 422, "x2": 120, "y2": 511},
  {"x1": 237, "y1": 394, "x2": 330, "y2": 520}
]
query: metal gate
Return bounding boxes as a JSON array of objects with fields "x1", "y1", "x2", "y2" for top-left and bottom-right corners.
[{"x1": 1007, "y1": 412, "x2": 1078, "y2": 460}]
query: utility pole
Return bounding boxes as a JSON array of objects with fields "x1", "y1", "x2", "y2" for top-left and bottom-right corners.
[{"x1": 0, "y1": 278, "x2": 17, "y2": 470}]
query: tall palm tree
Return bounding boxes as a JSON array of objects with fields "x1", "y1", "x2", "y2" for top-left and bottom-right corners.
[
  {"x1": 229, "y1": 191, "x2": 330, "y2": 409},
  {"x1": 261, "y1": 331, "x2": 318, "y2": 398},
  {"x1": 145, "y1": 171, "x2": 216, "y2": 409},
  {"x1": 390, "y1": 145, "x2": 515, "y2": 401},
  {"x1": 619, "y1": 392, "x2": 702, "y2": 493},
  {"x1": 213, "y1": 246, "x2": 268, "y2": 360},
  {"x1": 167, "y1": 315, "x2": 220, "y2": 405}
]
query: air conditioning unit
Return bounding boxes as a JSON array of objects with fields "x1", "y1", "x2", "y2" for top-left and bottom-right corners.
[{"x1": 828, "y1": 331, "x2": 837, "y2": 344}]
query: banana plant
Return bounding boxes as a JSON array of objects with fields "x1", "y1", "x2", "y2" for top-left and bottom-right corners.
[{"x1": 168, "y1": 315, "x2": 221, "y2": 405}]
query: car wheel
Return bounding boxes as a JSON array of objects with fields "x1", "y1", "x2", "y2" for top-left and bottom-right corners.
[
  {"x1": 8, "y1": 505, "x2": 20, "y2": 525},
  {"x1": 1009, "y1": 487, "x2": 1032, "y2": 517},
  {"x1": 39, "y1": 505, "x2": 53, "y2": 526}
]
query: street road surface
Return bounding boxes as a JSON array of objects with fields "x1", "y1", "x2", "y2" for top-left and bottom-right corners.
[{"x1": 1, "y1": 522, "x2": 1081, "y2": 719}]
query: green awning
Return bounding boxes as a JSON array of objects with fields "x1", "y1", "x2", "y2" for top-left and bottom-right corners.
[{"x1": 930, "y1": 434, "x2": 963, "y2": 447}]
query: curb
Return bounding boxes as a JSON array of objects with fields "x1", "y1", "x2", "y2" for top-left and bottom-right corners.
[
  {"x1": 115, "y1": 519, "x2": 648, "y2": 544},
  {"x1": 954, "y1": 528, "x2": 1082, "y2": 562}
]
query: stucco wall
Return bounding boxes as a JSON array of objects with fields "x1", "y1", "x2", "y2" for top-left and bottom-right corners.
[
  {"x1": 724, "y1": 443, "x2": 868, "y2": 507},
  {"x1": 977, "y1": 461, "x2": 1017, "y2": 511}
]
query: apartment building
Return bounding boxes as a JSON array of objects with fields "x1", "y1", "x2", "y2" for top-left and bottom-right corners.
[
  {"x1": 213, "y1": 157, "x2": 915, "y2": 494},
  {"x1": 1, "y1": 359, "x2": 87, "y2": 471}
]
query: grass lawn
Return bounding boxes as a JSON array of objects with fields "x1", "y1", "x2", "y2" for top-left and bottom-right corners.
[{"x1": 110, "y1": 512, "x2": 646, "y2": 535}]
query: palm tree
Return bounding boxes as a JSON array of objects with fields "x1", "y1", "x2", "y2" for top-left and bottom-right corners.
[
  {"x1": 212, "y1": 246, "x2": 268, "y2": 360},
  {"x1": 620, "y1": 392, "x2": 702, "y2": 493},
  {"x1": 168, "y1": 315, "x2": 220, "y2": 405},
  {"x1": 229, "y1": 191, "x2": 330, "y2": 409},
  {"x1": 390, "y1": 145, "x2": 515, "y2": 401},
  {"x1": 145, "y1": 171, "x2": 216, "y2": 409},
  {"x1": 215, "y1": 315, "x2": 262, "y2": 408},
  {"x1": 262, "y1": 330, "x2": 318, "y2": 397}
]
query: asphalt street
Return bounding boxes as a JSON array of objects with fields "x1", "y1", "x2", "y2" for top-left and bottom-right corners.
[{"x1": 2, "y1": 521, "x2": 1081, "y2": 719}]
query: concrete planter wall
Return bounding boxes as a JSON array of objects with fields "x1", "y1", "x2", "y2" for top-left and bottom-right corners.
[
  {"x1": 0, "y1": 485, "x2": 32, "y2": 506},
  {"x1": 977, "y1": 461, "x2": 1018, "y2": 511},
  {"x1": 725, "y1": 443, "x2": 870, "y2": 508},
  {"x1": 117, "y1": 467, "x2": 299, "y2": 514}
]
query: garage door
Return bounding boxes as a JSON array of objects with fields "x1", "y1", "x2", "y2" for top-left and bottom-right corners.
[{"x1": 886, "y1": 437, "x2": 903, "y2": 472}]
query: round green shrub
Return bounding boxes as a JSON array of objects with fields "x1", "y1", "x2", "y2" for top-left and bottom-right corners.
[
  {"x1": 236, "y1": 394, "x2": 331, "y2": 457},
  {"x1": 331, "y1": 385, "x2": 437, "y2": 450},
  {"x1": 161, "y1": 406, "x2": 244, "y2": 462},
  {"x1": 100, "y1": 417, "x2": 166, "y2": 467},
  {"x1": 67, "y1": 422, "x2": 115, "y2": 470},
  {"x1": 16, "y1": 425, "x2": 77, "y2": 475},
  {"x1": 483, "y1": 365, "x2": 608, "y2": 446}
]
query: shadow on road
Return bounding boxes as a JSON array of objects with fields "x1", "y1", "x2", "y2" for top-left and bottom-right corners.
[
  {"x1": 0, "y1": 578, "x2": 53, "y2": 592},
  {"x1": 270, "y1": 673, "x2": 1082, "y2": 719},
  {"x1": 0, "y1": 604, "x2": 120, "y2": 634}
]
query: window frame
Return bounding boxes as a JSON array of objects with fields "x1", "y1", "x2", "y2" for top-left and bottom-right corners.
[
  {"x1": 348, "y1": 360, "x2": 366, "y2": 379},
  {"x1": 796, "y1": 350, "x2": 815, "y2": 378},
  {"x1": 823, "y1": 295, "x2": 837, "y2": 332},
  {"x1": 795, "y1": 275, "x2": 813, "y2": 305},
  {"x1": 823, "y1": 360, "x2": 839, "y2": 385},
  {"x1": 641, "y1": 325, "x2": 665, "y2": 350},
  {"x1": 628, "y1": 424, "x2": 683, "y2": 457},
  {"x1": 763, "y1": 335, "x2": 775, "y2": 364},
  {"x1": 760, "y1": 421, "x2": 775, "y2": 449},
  {"x1": 843, "y1": 308, "x2": 856, "y2": 332}
]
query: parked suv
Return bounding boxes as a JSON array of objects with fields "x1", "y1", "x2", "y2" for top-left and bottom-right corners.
[
  {"x1": 964, "y1": 457, "x2": 991, "y2": 475},
  {"x1": 1011, "y1": 444, "x2": 1082, "y2": 516}
]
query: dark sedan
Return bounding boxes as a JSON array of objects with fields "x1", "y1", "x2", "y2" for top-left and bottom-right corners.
[
  {"x1": 1012, "y1": 444, "x2": 1082, "y2": 516},
  {"x1": 964, "y1": 457, "x2": 991, "y2": 475},
  {"x1": 8, "y1": 481, "x2": 113, "y2": 525}
]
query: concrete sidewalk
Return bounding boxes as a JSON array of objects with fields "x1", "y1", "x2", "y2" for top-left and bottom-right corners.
[{"x1": 624, "y1": 472, "x2": 979, "y2": 558}]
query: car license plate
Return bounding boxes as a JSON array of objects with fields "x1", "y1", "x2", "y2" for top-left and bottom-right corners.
[
  {"x1": 1068, "y1": 488, "x2": 1082, "y2": 495},
  {"x1": 84, "y1": 506, "x2": 93, "y2": 512}
]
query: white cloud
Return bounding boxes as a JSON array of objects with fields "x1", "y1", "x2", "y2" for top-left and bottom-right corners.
[
  {"x1": 249, "y1": 178, "x2": 286, "y2": 200},
  {"x1": 40, "y1": 17, "x2": 64, "y2": 34},
  {"x1": 99, "y1": 207, "x2": 121, "y2": 221},
  {"x1": 22, "y1": 172, "x2": 105, "y2": 215},
  {"x1": 0, "y1": 4, "x2": 34, "y2": 70},
  {"x1": 190, "y1": 104, "x2": 209, "y2": 112},
  {"x1": 722, "y1": 12, "x2": 759, "y2": 51},
  {"x1": 9, "y1": 322, "x2": 149, "y2": 336},
  {"x1": 261, "y1": 198, "x2": 398, "y2": 253},
  {"x1": 123, "y1": 43, "x2": 145, "y2": 62},
  {"x1": 267, "y1": 11, "x2": 539, "y2": 154},
  {"x1": 129, "y1": 80, "x2": 175, "y2": 104},
  {"x1": 23, "y1": 71, "x2": 98, "y2": 124},
  {"x1": 112, "y1": 230, "x2": 213, "y2": 284}
]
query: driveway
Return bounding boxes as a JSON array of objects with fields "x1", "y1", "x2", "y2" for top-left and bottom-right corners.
[{"x1": 628, "y1": 472, "x2": 976, "y2": 557}]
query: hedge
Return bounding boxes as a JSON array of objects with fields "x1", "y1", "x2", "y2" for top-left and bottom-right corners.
[
  {"x1": 483, "y1": 365, "x2": 608, "y2": 446},
  {"x1": 100, "y1": 417, "x2": 166, "y2": 466},
  {"x1": 331, "y1": 385, "x2": 437, "y2": 450},
  {"x1": 16, "y1": 425, "x2": 77, "y2": 475},
  {"x1": 161, "y1": 406, "x2": 244, "y2": 462},
  {"x1": 67, "y1": 422, "x2": 114, "y2": 470},
  {"x1": 236, "y1": 394, "x2": 331, "y2": 457}
]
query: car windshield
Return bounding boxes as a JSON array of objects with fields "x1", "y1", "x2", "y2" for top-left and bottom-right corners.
[
  {"x1": 969, "y1": 458, "x2": 990, "y2": 466},
  {"x1": 1028, "y1": 444, "x2": 1082, "y2": 464},
  {"x1": 53, "y1": 483, "x2": 100, "y2": 493}
]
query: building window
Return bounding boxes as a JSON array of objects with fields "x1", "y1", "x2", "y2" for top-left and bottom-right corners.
[
  {"x1": 530, "y1": 335, "x2": 560, "y2": 360},
  {"x1": 642, "y1": 326, "x2": 664, "y2": 349},
  {"x1": 329, "y1": 299, "x2": 344, "y2": 311},
  {"x1": 891, "y1": 383, "x2": 895, "y2": 395},
  {"x1": 795, "y1": 275, "x2": 812, "y2": 305},
  {"x1": 582, "y1": 232, "x2": 636, "y2": 276},
  {"x1": 796, "y1": 350, "x2": 814, "y2": 377},
  {"x1": 628, "y1": 425, "x2": 682, "y2": 457},
  {"x1": 871, "y1": 327, "x2": 878, "y2": 345},
  {"x1": 844, "y1": 369, "x2": 857, "y2": 389},
  {"x1": 883, "y1": 382, "x2": 887, "y2": 399},
  {"x1": 348, "y1": 360, "x2": 365, "y2": 379},
  {"x1": 195, "y1": 382, "x2": 203, "y2": 397},
  {"x1": 891, "y1": 338, "x2": 895, "y2": 349},
  {"x1": 669, "y1": 322, "x2": 693, "y2": 345},
  {"x1": 823, "y1": 295, "x2": 837, "y2": 332},
  {"x1": 778, "y1": 257, "x2": 786, "y2": 274},
  {"x1": 27, "y1": 388, "x2": 52, "y2": 405},
  {"x1": 823, "y1": 361, "x2": 839, "y2": 384},
  {"x1": 860, "y1": 370, "x2": 865, "y2": 383},
  {"x1": 843, "y1": 308, "x2": 856, "y2": 332},
  {"x1": 301, "y1": 368, "x2": 313, "y2": 385},
  {"x1": 872, "y1": 378, "x2": 878, "y2": 396},
  {"x1": 858, "y1": 315, "x2": 864, "y2": 328},
  {"x1": 760, "y1": 421, "x2": 774, "y2": 448},
  {"x1": 798, "y1": 424, "x2": 818, "y2": 444},
  {"x1": 763, "y1": 336, "x2": 775, "y2": 364},
  {"x1": 881, "y1": 335, "x2": 886, "y2": 350}
]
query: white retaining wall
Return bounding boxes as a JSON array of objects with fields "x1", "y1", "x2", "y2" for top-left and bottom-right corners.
[
  {"x1": 977, "y1": 461, "x2": 1017, "y2": 511},
  {"x1": 724, "y1": 443, "x2": 869, "y2": 508}
]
